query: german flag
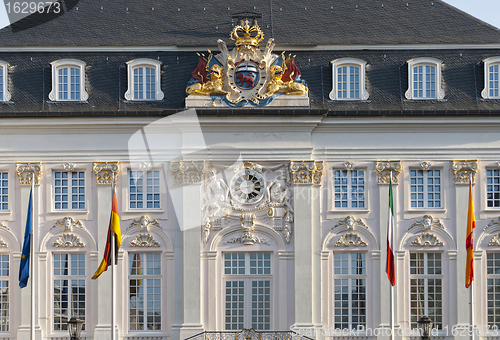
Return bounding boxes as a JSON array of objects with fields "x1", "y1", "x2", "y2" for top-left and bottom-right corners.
[
  {"x1": 92, "y1": 185, "x2": 121, "y2": 279},
  {"x1": 465, "y1": 177, "x2": 475, "y2": 288}
]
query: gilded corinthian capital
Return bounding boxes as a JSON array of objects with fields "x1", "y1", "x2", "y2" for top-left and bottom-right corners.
[
  {"x1": 16, "y1": 162, "x2": 42, "y2": 186},
  {"x1": 290, "y1": 161, "x2": 324, "y2": 185}
]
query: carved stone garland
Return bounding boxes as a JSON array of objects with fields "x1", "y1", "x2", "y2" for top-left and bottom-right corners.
[
  {"x1": 52, "y1": 216, "x2": 84, "y2": 232},
  {"x1": 335, "y1": 215, "x2": 367, "y2": 230},
  {"x1": 16, "y1": 162, "x2": 42, "y2": 186},
  {"x1": 93, "y1": 161, "x2": 119, "y2": 185},
  {"x1": 452, "y1": 160, "x2": 478, "y2": 184},
  {"x1": 130, "y1": 234, "x2": 160, "y2": 247},
  {"x1": 410, "y1": 233, "x2": 443, "y2": 247},
  {"x1": 128, "y1": 215, "x2": 161, "y2": 231},
  {"x1": 409, "y1": 215, "x2": 444, "y2": 231},
  {"x1": 334, "y1": 233, "x2": 367, "y2": 247}
]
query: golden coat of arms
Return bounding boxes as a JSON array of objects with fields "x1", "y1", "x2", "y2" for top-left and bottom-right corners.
[{"x1": 185, "y1": 13, "x2": 309, "y2": 108}]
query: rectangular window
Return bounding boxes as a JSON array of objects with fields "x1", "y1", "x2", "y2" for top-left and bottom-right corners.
[
  {"x1": 129, "y1": 253, "x2": 161, "y2": 331},
  {"x1": 487, "y1": 253, "x2": 500, "y2": 327},
  {"x1": 53, "y1": 253, "x2": 86, "y2": 331},
  {"x1": 410, "y1": 252, "x2": 442, "y2": 329},
  {"x1": 413, "y1": 65, "x2": 436, "y2": 98},
  {"x1": 0, "y1": 173, "x2": 7, "y2": 210},
  {"x1": 487, "y1": 169, "x2": 500, "y2": 208},
  {"x1": 133, "y1": 67, "x2": 156, "y2": 100},
  {"x1": 129, "y1": 170, "x2": 160, "y2": 209},
  {"x1": 490, "y1": 64, "x2": 499, "y2": 97},
  {"x1": 333, "y1": 169, "x2": 365, "y2": 209},
  {"x1": 0, "y1": 255, "x2": 8, "y2": 332},
  {"x1": 337, "y1": 66, "x2": 360, "y2": 99},
  {"x1": 410, "y1": 169, "x2": 441, "y2": 208},
  {"x1": 58, "y1": 67, "x2": 80, "y2": 100},
  {"x1": 0, "y1": 66, "x2": 4, "y2": 101},
  {"x1": 224, "y1": 252, "x2": 272, "y2": 331},
  {"x1": 333, "y1": 253, "x2": 366, "y2": 330},
  {"x1": 54, "y1": 171, "x2": 85, "y2": 210}
]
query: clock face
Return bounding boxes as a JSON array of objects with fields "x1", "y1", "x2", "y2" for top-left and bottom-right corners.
[{"x1": 230, "y1": 170, "x2": 265, "y2": 204}]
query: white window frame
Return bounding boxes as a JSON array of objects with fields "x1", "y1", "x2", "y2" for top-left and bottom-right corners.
[
  {"x1": 329, "y1": 58, "x2": 369, "y2": 100},
  {"x1": 125, "y1": 59, "x2": 164, "y2": 101},
  {"x1": 409, "y1": 168, "x2": 442, "y2": 209},
  {"x1": 482, "y1": 57, "x2": 500, "y2": 99},
  {"x1": 49, "y1": 59, "x2": 88, "y2": 102},
  {"x1": 332, "y1": 252, "x2": 367, "y2": 330},
  {"x1": 486, "y1": 167, "x2": 500, "y2": 209},
  {"x1": 332, "y1": 168, "x2": 366, "y2": 209},
  {"x1": 53, "y1": 170, "x2": 86, "y2": 211},
  {"x1": 128, "y1": 169, "x2": 161, "y2": 210},
  {"x1": 0, "y1": 61, "x2": 11, "y2": 102},
  {"x1": 405, "y1": 58, "x2": 444, "y2": 100},
  {"x1": 0, "y1": 254, "x2": 9, "y2": 332},
  {"x1": 128, "y1": 252, "x2": 162, "y2": 332},
  {"x1": 486, "y1": 252, "x2": 500, "y2": 328},
  {"x1": 222, "y1": 252, "x2": 273, "y2": 331}
]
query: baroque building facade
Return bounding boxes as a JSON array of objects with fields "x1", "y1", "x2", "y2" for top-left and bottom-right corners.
[{"x1": 0, "y1": 1, "x2": 500, "y2": 340}]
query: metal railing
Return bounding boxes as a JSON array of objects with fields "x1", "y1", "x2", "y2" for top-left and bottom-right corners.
[{"x1": 185, "y1": 329, "x2": 313, "y2": 340}]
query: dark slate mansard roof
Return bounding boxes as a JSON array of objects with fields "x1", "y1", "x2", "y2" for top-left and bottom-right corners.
[{"x1": 0, "y1": 0, "x2": 499, "y2": 117}]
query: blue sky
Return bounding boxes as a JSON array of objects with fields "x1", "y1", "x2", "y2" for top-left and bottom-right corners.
[{"x1": 442, "y1": 0, "x2": 500, "y2": 29}]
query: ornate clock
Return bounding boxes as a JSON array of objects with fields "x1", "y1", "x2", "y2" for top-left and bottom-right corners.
[{"x1": 230, "y1": 170, "x2": 265, "y2": 204}]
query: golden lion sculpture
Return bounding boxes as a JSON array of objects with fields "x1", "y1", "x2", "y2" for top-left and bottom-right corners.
[
  {"x1": 186, "y1": 64, "x2": 228, "y2": 96},
  {"x1": 266, "y1": 65, "x2": 308, "y2": 96}
]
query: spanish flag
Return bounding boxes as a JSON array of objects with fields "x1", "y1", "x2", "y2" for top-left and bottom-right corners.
[
  {"x1": 465, "y1": 177, "x2": 475, "y2": 288},
  {"x1": 92, "y1": 186, "x2": 121, "y2": 279}
]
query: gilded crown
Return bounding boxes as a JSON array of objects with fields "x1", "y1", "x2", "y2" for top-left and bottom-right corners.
[{"x1": 230, "y1": 19, "x2": 264, "y2": 48}]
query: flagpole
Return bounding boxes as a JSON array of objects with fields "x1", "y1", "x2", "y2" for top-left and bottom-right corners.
[
  {"x1": 30, "y1": 173, "x2": 35, "y2": 340},
  {"x1": 390, "y1": 171, "x2": 395, "y2": 340},
  {"x1": 111, "y1": 174, "x2": 116, "y2": 340},
  {"x1": 470, "y1": 173, "x2": 475, "y2": 340}
]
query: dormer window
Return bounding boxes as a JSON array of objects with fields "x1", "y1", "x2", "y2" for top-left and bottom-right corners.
[
  {"x1": 49, "y1": 59, "x2": 88, "y2": 101},
  {"x1": 405, "y1": 58, "x2": 444, "y2": 100},
  {"x1": 329, "y1": 58, "x2": 369, "y2": 100},
  {"x1": 0, "y1": 61, "x2": 11, "y2": 102},
  {"x1": 125, "y1": 59, "x2": 164, "y2": 101},
  {"x1": 482, "y1": 57, "x2": 500, "y2": 99}
]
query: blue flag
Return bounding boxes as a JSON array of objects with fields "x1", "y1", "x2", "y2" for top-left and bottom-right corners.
[{"x1": 19, "y1": 188, "x2": 32, "y2": 289}]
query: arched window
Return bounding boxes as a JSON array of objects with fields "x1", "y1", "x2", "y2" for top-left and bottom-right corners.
[
  {"x1": 405, "y1": 58, "x2": 444, "y2": 100},
  {"x1": 330, "y1": 58, "x2": 369, "y2": 100},
  {"x1": 49, "y1": 59, "x2": 88, "y2": 101},
  {"x1": 125, "y1": 59, "x2": 164, "y2": 101}
]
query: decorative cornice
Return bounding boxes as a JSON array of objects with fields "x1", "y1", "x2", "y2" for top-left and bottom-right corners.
[
  {"x1": 375, "y1": 161, "x2": 401, "y2": 184},
  {"x1": 170, "y1": 161, "x2": 205, "y2": 184},
  {"x1": 420, "y1": 161, "x2": 432, "y2": 171},
  {"x1": 335, "y1": 215, "x2": 367, "y2": 230},
  {"x1": 63, "y1": 163, "x2": 76, "y2": 172},
  {"x1": 52, "y1": 233, "x2": 85, "y2": 247},
  {"x1": 452, "y1": 160, "x2": 478, "y2": 184},
  {"x1": 334, "y1": 233, "x2": 367, "y2": 247},
  {"x1": 93, "y1": 161, "x2": 119, "y2": 185},
  {"x1": 290, "y1": 161, "x2": 324, "y2": 185},
  {"x1": 410, "y1": 233, "x2": 443, "y2": 247},
  {"x1": 344, "y1": 161, "x2": 355, "y2": 171},
  {"x1": 52, "y1": 216, "x2": 84, "y2": 232},
  {"x1": 409, "y1": 215, "x2": 444, "y2": 231},
  {"x1": 128, "y1": 215, "x2": 161, "y2": 231},
  {"x1": 488, "y1": 233, "x2": 500, "y2": 247},
  {"x1": 16, "y1": 162, "x2": 42, "y2": 186},
  {"x1": 130, "y1": 233, "x2": 160, "y2": 247}
]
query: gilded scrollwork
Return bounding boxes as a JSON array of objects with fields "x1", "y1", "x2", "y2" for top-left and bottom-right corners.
[
  {"x1": 93, "y1": 161, "x2": 119, "y2": 185},
  {"x1": 16, "y1": 162, "x2": 42, "y2": 186},
  {"x1": 375, "y1": 161, "x2": 401, "y2": 184},
  {"x1": 53, "y1": 216, "x2": 84, "y2": 232},
  {"x1": 488, "y1": 233, "x2": 500, "y2": 246},
  {"x1": 129, "y1": 215, "x2": 161, "y2": 231},
  {"x1": 335, "y1": 215, "x2": 367, "y2": 230},
  {"x1": 52, "y1": 233, "x2": 85, "y2": 248},
  {"x1": 290, "y1": 161, "x2": 324, "y2": 185},
  {"x1": 410, "y1": 233, "x2": 443, "y2": 247},
  {"x1": 334, "y1": 233, "x2": 367, "y2": 247},
  {"x1": 0, "y1": 238, "x2": 7, "y2": 248},
  {"x1": 170, "y1": 161, "x2": 205, "y2": 184},
  {"x1": 409, "y1": 215, "x2": 444, "y2": 231},
  {"x1": 63, "y1": 163, "x2": 76, "y2": 172},
  {"x1": 130, "y1": 234, "x2": 160, "y2": 247},
  {"x1": 452, "y1": 160, "x2": 478, "y2": 184}
]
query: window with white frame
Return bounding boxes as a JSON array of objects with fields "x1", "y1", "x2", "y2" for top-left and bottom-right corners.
[
  {"x1": 0, "y1": 254, "x2": 9, "y2": 332},
  {"x1": 487, "y1": 169, "x2": 500, "y2": 208},
  {"x1": 0, "y1": 61, "x2": 11, "y2": 102},
  {"x1": 54, "y1": 171, "x2": 85, "y2": 210},
  {"x1": 0, "y1": 172, "x2": 8, "y2": 211},
  {"x1": 410, "y1": 252, "x2": 443, "y2": 329},
  {"x1": 49, "y1": 59, "x2": 88, "y2": 102},
  {"x1": 129, "y1": 253, "x2": 161, "y2": 331},
  {"x1": 224, "y1": 252, "x2": 272, "y2": 330},
  {"x1": 405, "y1": 58, "x2": 444, "y2": 100},
  {"x1": 410, "y1": 169, "x2": 441, "y2": 208},
  {"x1": 53, "y1": 253, "x2": 86, "y2": 331},
  {"x1": 125, "y1": 59, "x2": 164, "y2": 101},
  {"x1": 129, "y1": 170, "x2": 160, "y2": 209},
  {"x1": 329, "y1": 59, "x2": 369, "y2": 100},
  {"x1": 333, "y1": 169, "x2": 365, "y2": 209},
  {"x1": 487, "y1": 252, "x2": 500, "y2": 327},
  {"x1": 333, "y1": 252, "x2": 366, "y2": 330},
  {"x1": 482, "y1": 57, "x2": 500, "y2": 99}
]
